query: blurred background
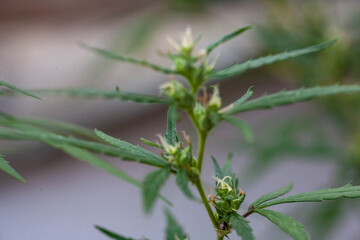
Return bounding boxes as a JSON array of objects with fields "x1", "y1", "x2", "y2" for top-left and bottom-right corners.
[{"x1": 1, "y1": 0, "x2": 359, "y2": 239}]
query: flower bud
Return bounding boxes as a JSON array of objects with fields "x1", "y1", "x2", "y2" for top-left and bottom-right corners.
[
  {"x1": 159, "y1": 80, "x2": 194, "y2": 108},
  {"x1": 209, "y1": 86, "x2": 222, "y2": 110}
]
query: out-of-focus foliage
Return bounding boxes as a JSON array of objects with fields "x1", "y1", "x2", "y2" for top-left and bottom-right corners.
[{"x1": 248, "y1": 0, "x2": 360, "y2": 238}]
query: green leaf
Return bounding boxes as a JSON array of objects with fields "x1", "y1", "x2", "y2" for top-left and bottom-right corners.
[
  {"x1": 140, "y1": 137, "x2": 162, "y2": 148},
  {"x1": 0, "y1": 155, "x2": 25, "y2": 183},
  {"x1": 0, "y1": 79, "x2": 41, "y2": 100},
  {"x1": 254, "y1": 209, "x2": 309, "y2": 240},
  {"x1": 176, "y1": 168, "x2": 195, "y2": 200},
  {"x1": 165, "y1": 209, "x2": 188, "y2": 240},
  {"x1": 223, "y1": 84, "x2": 360, "y2": 115},
  {"x1": 0, "y1": 111, "x2": 98, "y2": 141},
  {"x1": 222, "y1": 153, "x2": 233, "y2": 177},
  {"x1": 165, "y1": 104, "x2": 178, "y2": 145},
  {"x1": 259, "y1": 182, "x2": 360, "y2": 208},
  {"x1": 211, "y1": 155, "x2": 224, "y2": 179},
  {"x1": 210, "y1": 39, "x2": 336, "y2": 79},
  {"x1": 230, "y1": 214, "x2": 255, "y2": 240},
  {"x1": 95, "y1": 129, "x2": 169, "y2": 167},
  {"x1": 95, "y1": 225, "x2": 135, "y2": 240},
  {"x1": 79, "y1": 43, "x2": 178, "y2": 75},
  {"x1": 25, "y1": 88, "x2": 172, "y2": 104},
  {"x1": 0, "y1": 127, "x2": 136, "y2": 157},
  {"x1": 211, "y1": 153, "x2": 233, "y2": 179},
  {"x1": 231, "y1": 86, "x2": 254, "y2": 107},
  {"x1": 206, "y1": 26, "x2": 253, "y2": 54},
  {"x1": 0, "y1": 127, "x2": 170, "y2": 170},
  {"x1": 143, "y1": 168, "x2": 171, "y2": 213},
  {"x1": 46, "y1": 142, "x2": 142, "y2": 188},
  {"x1": 222, "y1": 116, "x2": 254, "y2": 143},
  {"x1": 251, "y1": 183, "x2": 293, "y2": 208}
]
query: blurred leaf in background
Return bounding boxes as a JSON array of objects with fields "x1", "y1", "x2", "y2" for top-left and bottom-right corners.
[{"x1": 245, "y1": 0, "x2": 360, "y2": 238}]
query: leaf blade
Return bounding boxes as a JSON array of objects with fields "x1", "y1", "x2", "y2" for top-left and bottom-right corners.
[
  {"x1": 211, "y1": 155, "x2": 224, "y2": 179},
  {"x1": 222, "y1": 116, "x2": 254, "y2": 143},
  {"x1": 24, "y1": 88, "x2": 172, "y2": 104},
  {"x1": 230, "y1": 214, "x2": 255, "y2": 240},
  {"x1": 142, "y1": 168, "x2": 171, "y2": 213},
  {"x1": 165, "y1": 104, "x2": 178, "y2": 145},
  {"x1": 165, "y1": 209, "x2": 188, "y2": 240},
  {"x1": 176, "y1": 168, "x2": 195, "y2": 200},
  {"x1": 254, "y1": 209, "x2": 309, "y2": 240},
  {"x1": 95, "y1": 225, "x2": 135, "y2": 240},
  {"x1": 259, "y1": 182, "x2": 360, "y2": 208},
  {"x1": 206, "y1": 26, "x2": 253, "y2": 54},
  {"x1": 95, "y1": 129, "x2": 169, "y2": 168},
  {"x1": 211, "y1": 39, "x2": 336, "y2": 79},
  {"x1": 224, "y1": 84, "x2": 360, "y2": 115},
  {"x1": 0, "y1": 155, "x2": 25, "y2": 183},
  {"x1": 251, "y1": 183, "x2": 293, "y2": 208},
  {"x1": 46, "y1": 142, "x2": 142, "y2": 188},
  {"x1": 80, "y1": 43, "x2": 178, "y2": 75},
  {"x1": 0, "y1": 111, "x2": 98, "y2": 141},
  {"x1": 0, "y1": 79, "x2": 41, "y2": 100}
]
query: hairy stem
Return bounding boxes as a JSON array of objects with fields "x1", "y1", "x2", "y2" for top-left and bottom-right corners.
[{"x1": 195, "y1": 180, "x2": 218, "y2": 230}]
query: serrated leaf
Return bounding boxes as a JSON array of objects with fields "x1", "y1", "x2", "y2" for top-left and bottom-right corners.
[
  {"x1": 143, "y1": 168, "x2": 171, "y2": 213},
  {"x1": 0, "y1": 127, "x2": 151, "y2": 163},
  {"x1": 0, "y1": 111, "x2": 98, "y2": 141},
  {"x1": 223, "y1": 84, "x2": 360, "y2": 115},
  {"x1": 165, "y1": 209, "x2": 188, "y2": 240},
  {"x1": 80, "y1": 43, "x2": 178, "y2": 75},
  {"x1": 230, "y1": 214, "x2": 255, "y2": 240},
  {"x1": 222, "y1": 116, "x2": 254, "y2": 143},
  {"x1": 222, "y1": 153, "x2": 233, "y2": 177},
  {"x1": 46, "y1": 142, "x2": 142, "y2": 188},
  {"x1": 206, "y1": 26, "x2": 253, "y2": 54},
  {"x1": 24, "y1": 88, "x2": 172, "y2": 104},
  {"x1": 95, "y1": 129, "x2": 169, "y2": 168},
  {"x1": 211, "y1": 155, "x2": 224, "y2": 179},
  {"x1": 176, "y1": 168, "x2": 195, "y2": 200},
  {"x1": 0, "y1": 127, "x2": 135, "y2": 157},
  {"x1": 0, "y1": 155, "x2": 25, "y2": 183},
  {"x1": 0, "y1": 79, "x2": 41, "y2": 100},
  {"x1": 210, "y1": 39, "x2": 336, "y2": 79},
  {"x1": 0, "y1": 127, "x2": 170, "y2": 171},
  {"x1": 212, "y1": 154, "x2": 234, "y2": 179},
  {"x1": 4, "y1": 130, "x2": 174, "y2": 206},
  {"x1": 259, "y1": 182, "x2": 360, "y2": 208},
  {"x1": 95, "y1": 225, "x2": 136, "y2": 240},
  {"x1": 251, "y1": 183, "x2": 293, "y2": 208},
  {"x1": 254, "y1": 209, "x2": 309, "y2": 240},
  {"x1": 165, "y1": 104, "x2": 178, "y2": 145}
]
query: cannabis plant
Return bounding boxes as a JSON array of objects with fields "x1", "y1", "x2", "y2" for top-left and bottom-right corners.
[{"x1": 1, "y1": 27, "x2": 360, "y2": 240}]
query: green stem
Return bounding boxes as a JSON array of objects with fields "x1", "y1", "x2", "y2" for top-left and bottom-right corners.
[
  {"x1": 186, "y1": 109, "x2": 207, "y2": 172},
  {"x1": 195, "y1": 180, "x2": 218, "y2": 230},
  {"x1": 197, "y1": 131, "x2": 207, "y2": 172},
  {"x1": 217, "y1": 235, "x2": 224, "y2": 240}
]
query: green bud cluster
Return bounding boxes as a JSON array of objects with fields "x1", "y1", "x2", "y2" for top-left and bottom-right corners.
[
  {"x1": 194, "y1": 86, "x2": 222, "y2": 132},
  {"x1": 158, "y1": 135, "x2": 195, "y2": 167},
  {"x1": 167, "y1": 28, "x2": 216, "y2": 94},
  {"x1": 210, "y1": 176, "x2": 245, "y2": 223},
  {"x1": 160, "y1": 80, "x2": 194, "y2": 109}
]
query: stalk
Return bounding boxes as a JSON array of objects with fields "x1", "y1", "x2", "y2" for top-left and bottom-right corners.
[
  {"x1": 197, "y1": 131, "x2": 207, "y2": 172},
  {"x1": 195, "y1": 179, "x2": 218, "y2": 230}
]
